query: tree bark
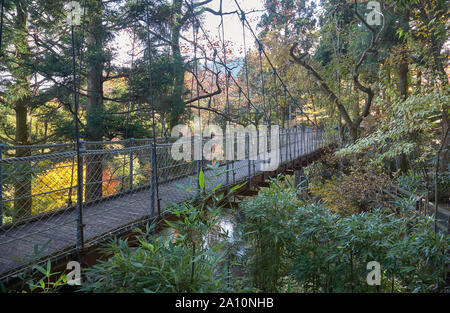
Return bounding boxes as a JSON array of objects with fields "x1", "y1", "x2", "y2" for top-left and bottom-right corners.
[
  {"x1": 85, "y1": 0, "x2": 105, "y2": 203},
  {"x1": 13, "y1": 0, "x2": 32, "y2": 219},
  {"x1": 168, "y1": 0, "x2": 186, "y2": 129},
  {"x1": 397, "y1": 45, "x2": 409, "y2": 173}
]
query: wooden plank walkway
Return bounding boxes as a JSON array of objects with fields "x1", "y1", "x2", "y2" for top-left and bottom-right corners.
[{"x1": 0, "y1": 132, "x2": 323, "y2": 279}]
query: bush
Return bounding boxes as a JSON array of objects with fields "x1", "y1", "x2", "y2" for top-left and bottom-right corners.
[
  {"x1": 397, "y1": 170, "x2": 450, "y2": 202},
  {"x1": 80, "y1": 167, "x2": 243, "y2": 293},
  {"x1": 308, "y1": 164, "x2": 392, "y2": 215},
  {"x1": 80, "y1": 224, "x2": 228, "y2": 293},
  {"x1": 289, "y1": 204, "x2": 449, "y2": 292},
  {"x1": 236, "y1": 178, "x2": 448, "y2": 293},
  {"x1": 237, "y1": 177, "x2": 300, "y2": 292}
]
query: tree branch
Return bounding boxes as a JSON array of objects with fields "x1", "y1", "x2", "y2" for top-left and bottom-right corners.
[
  {"x1": 184, "y1": 71, "x2": 222, "y2": 105},
  {"x1": 290, "y1": 44, "x2": 354, "y2": 127},
  {"x1": 352, "y1": 0, "x2": 386, "y2": 124}
]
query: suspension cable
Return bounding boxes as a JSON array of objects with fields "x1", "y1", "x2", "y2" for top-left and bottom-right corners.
[
  {"x1": 220, "y1": 1, "x2": 232, "y2": 183},
  {"x1": 240, "y1": 11, "x2": 252, "y2": 123},
  {"x1": 183, "y1": 0, "x2": 258, "y2": 114},
  {"x1": 258, "y1": 42, "x2": 268, "y2": 125},
  {"x1": 68, "y1": 0, "x2": 87, "y2": 208},
  {"x1": 125, "y1": 17, "x2": 138, "y2": 139},
  {"x1": 220, "y1": 3, "x2": 230, "y2": 118},
  {"x1": 70, "y1": 1, "x2": 85, "y2": 253},
  {"x1": 145, "y1": 0, "x2": 159, "y2": 216},
  {"x1": 232, "y1": 0, "x2": 317, "y2": 128},
  {"x1": 273, "y1": 68, "x2": 278, "y2": 125},
  {"x1": 191, "y1": 1, "x2": 203, "y2": 190}
]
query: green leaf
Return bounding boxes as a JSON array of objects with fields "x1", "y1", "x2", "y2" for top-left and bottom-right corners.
[
  {"x1": 46, "y1": 260, "x2": 51, "y2": 275},
  {"x1": 199, "y1": 170, "x2": 205, "y2": 190},
  {"x1": 165, "y1": 220, "x2": 178, "y2": 229},
  {"x1": 33, "y1": 265, "x2": 47, "y2": 276},
  {"x1": 212, "y1": 183, "x2": 222, "y2": 193},
  {"x1": 229, "y1": 182, "x2": 247, "y2": 194}
]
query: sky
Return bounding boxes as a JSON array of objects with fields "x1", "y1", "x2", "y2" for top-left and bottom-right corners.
[
  {"x1": 111, "y1": 0, "x2": 266, "y2": 67},
  {"x1": 202, "y1": 0, "x2": 265, "y2": 54}
]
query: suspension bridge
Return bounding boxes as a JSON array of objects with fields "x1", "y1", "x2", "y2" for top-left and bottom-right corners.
[
  {"x1": 0, "y1": 0, "x2": 340, "y2": 283},
  {"x1": 0, "y1": 129, "x2": 335, "y2": 282}
]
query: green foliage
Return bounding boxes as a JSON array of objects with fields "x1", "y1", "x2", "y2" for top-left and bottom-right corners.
[
  {"x1": 80, "y1": 224, "x2": 228, "y2": 293},
  {"x1": 236, "y1": 179, "x2": 448, "y2": 293},
  {"x1": 290, "y1": 204, "x2": 449, "y2": 292},
  {"x1": 80, "y1": 166, "x2": 242, "y2": 293},
  {"x1": 237, "y1": 176, "x2": 299, "y2": 292},
  {"x1": 11, "y1": 240, "x2": 68, "y2": 293},
  {"x1": 397, "y1": 170, "x2": 450, "y2": 202},
  {"x1": 338, "y1": 88, "x2": 447, "y2": 167}
]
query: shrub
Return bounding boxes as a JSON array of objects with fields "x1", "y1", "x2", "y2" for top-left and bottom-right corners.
[
  {"x1": 289, "y1": 204, "x2": 449, "y2": 293},
  {"x1": 308, "y1": 163, "x2": 392, "y2": 215},
  {"x1": 80, "y1": 224, "x2": 228, "y2": 293},
  {"x1": 237, "y1": 177, "x2": 299, "y2": 292},
  {"x1": 80, "y1": 167, "x2": 243, "y2": 293}
]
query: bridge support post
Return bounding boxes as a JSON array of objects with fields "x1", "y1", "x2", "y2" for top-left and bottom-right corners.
[
  {"x1": 288, "y1": 129, "x2": 292, "y2": 162},
  {"x1": 279, "y1": 130, "x2": 283, "y2": 165},
  {"x1": 294, "y1": 128, "x2": 298, "y2": 159},
  {"x1": 285, "y1": 130, "x2": 288, "y2": 164},
  {"x1": 301, "y1": 125, "x2": 305, "y2": 161},
  {"x1": 165, "y1": 136, "x2": 169, "y2": 182},
  {"x1": 129, "y1": 138, "x2": 134, "y2": 191},
  {"x1": 247, "y1": 132, "x2": 251, "y2": 188},
  {"x1": 226, "y1": 159, "x2": 230, "y2": 187},
  {"x1": 150, "y1": 144, "x2": 157, "y2": 218},
  {"x1": 76, "y1": 147, "x2": 85, "y2": 252},
  {"x1": 314, "y1": 128, "x2": 317, "y2": 151}
]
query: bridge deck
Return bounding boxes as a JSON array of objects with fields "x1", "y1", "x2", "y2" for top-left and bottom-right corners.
[{"x1": 0, "y1": 133, "x2": 323, "y2": 279}]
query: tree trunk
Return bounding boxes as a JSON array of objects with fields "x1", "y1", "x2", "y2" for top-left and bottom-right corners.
[
  {"x1": 85, "y1": 0, "x2": 105, "y2": 203},
  {"x1": 14, "y1": 99, "x2": 32, "y2": 219},
  {"x1": 396, "y1": 11, "x2": 409, "y2": 174},
  {"x1": 169, "y1": 0, "x2": 185, "y2": 129},
  {"x1": 13, "y1": 1, "x2": 32, "y2": 219}
]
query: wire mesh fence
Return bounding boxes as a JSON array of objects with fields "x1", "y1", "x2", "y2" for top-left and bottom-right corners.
[{"x1": 0, "y1": 127, "x2": 334, "y2": 279}]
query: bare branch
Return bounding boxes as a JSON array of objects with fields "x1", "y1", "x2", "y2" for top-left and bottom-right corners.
[
  {"x1": 184, "y1": 69, "x2": 222, "y2": 106},
  {"x1": 290, "y1": 44, "x2": 354, "y2": 127}
]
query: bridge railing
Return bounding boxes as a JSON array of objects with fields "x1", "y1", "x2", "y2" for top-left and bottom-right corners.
[{"x1": 0, "y1": 127, "x2": 334, "y2": 238}]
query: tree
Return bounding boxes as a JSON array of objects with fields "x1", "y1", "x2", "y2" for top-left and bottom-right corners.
[
  {"x1": 0, "y1": 0, "x2": 71, "y2": 218},
  {"x1": 289, "y1": 1, "x2": 391, "y2": 142}
]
